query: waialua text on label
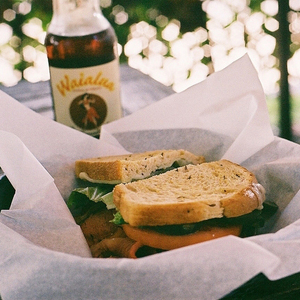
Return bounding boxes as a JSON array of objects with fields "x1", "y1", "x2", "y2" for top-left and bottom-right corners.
[{"x1": 56, "y1": 72, "x2": 115, "y2": 96}]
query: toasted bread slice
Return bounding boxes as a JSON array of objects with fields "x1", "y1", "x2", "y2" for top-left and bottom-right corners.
[
  {"x1": 75, "y1": 149, "x2": 205, "y2": 184},
  {"x1": 113, "y1": 160, "x2": 265, "y2": 227}
]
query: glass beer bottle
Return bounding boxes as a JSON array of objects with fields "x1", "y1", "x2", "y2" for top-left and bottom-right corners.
[{"x1": 45, "y1": 0, "x2": 122, "y2": 137}]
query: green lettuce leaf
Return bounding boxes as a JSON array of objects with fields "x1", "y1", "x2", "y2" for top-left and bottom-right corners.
[
  {"x1": 67, "y1": 185, "x2": 116, "y2": 223},
  {"x1": 111, "y1": 211, "x2": 126, "y2": 225}
]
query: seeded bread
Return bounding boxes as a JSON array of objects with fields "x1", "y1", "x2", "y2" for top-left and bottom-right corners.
[
  {"x1": 75, "y1": 149, "x2": 205, "y2": 184},
  {"x1": 113, "y1": 160, "x2": 265, "y2": 226}
]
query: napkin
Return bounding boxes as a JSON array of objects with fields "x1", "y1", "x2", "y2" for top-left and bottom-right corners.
[{"x1": 1, "y1": 54, "x2": 300, "y2": 300}]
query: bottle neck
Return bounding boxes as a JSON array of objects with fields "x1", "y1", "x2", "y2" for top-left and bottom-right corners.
[{"x1": 48, "y1": 0, "x2": 110, "y2": 36}]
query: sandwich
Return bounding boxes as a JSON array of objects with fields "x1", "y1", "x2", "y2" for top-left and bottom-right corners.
[{"x1": 68, "y1": 150, "x2": 276, "y2": 258}]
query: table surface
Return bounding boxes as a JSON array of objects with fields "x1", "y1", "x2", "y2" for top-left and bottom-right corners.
[
  {"x1": 0, "y1": 65, "x2": 175, "y2": 120},
  {"x1": 1, "y1": 64, "x2": 300, "y2": 299}
]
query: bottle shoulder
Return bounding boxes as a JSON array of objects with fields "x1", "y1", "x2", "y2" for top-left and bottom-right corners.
[
  {"x1": 45, "y1": 28, "x2": 118, "y2": 68},
  {"x1": 47, "y1": 12, "x2": 111, "y2": 37}
]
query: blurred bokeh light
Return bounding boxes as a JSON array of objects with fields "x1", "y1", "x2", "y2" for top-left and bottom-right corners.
[{"x1": 0, "y1": 0, "x2": 299, "y2": 98}]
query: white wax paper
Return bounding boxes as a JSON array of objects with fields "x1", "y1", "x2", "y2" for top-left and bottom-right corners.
[{"x1": 1, "y1": 54, "x2": 300, "y2": 299}]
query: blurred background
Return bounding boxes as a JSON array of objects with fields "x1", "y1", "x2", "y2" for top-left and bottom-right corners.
[{"x1": 0, "y1": 0, "x2": 300, "y2": 140}]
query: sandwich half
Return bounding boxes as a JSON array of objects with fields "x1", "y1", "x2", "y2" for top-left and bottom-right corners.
[
  {"x1": 113, "y1": 160, "x2": 265, "y2": 250},
  {"x1": 75, "y1": 149, "x2": 205, "y2": 184}
]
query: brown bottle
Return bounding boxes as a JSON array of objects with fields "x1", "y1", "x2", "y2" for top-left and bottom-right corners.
[{"x1": 45, "y1": 0, "x2": 122, "y2": 137}]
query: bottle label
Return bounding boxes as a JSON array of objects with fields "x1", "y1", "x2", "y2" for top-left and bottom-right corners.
[{"x1": 49, "y1": 59, "x2": 122, "y2": 137}]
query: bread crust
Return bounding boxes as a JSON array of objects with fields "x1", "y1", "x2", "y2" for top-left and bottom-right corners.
[
  {"x1": 113, "y1": 160, "x2": 265, "y2": 226},
  {"x1": 75, "y1": 149, "x2": 205, "y2": 183}
]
